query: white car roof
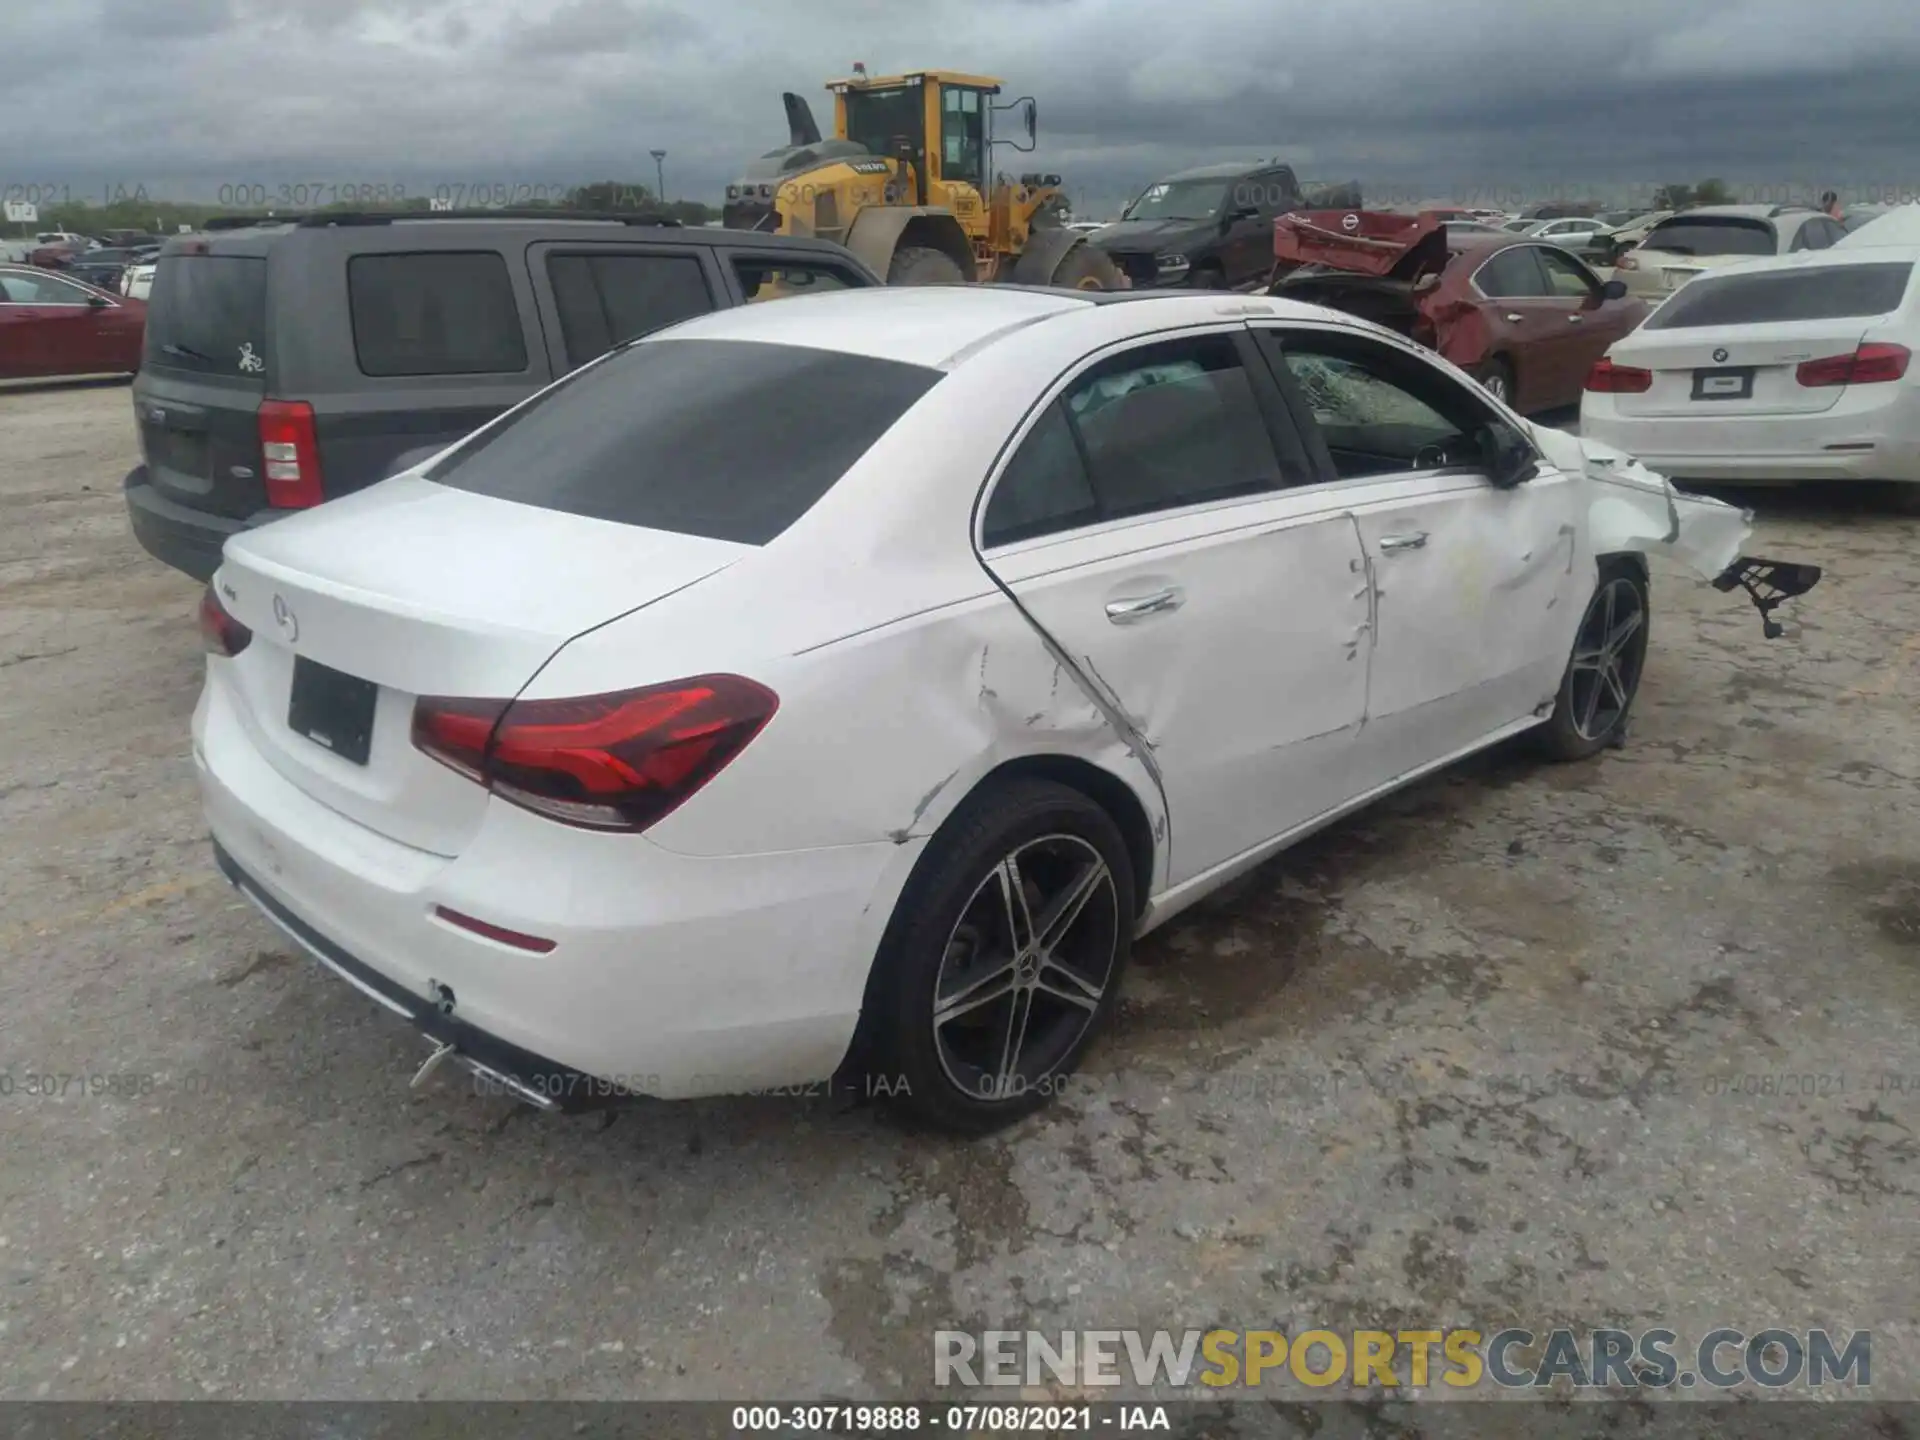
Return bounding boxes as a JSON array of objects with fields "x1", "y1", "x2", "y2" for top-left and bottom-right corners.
[
  {"x1": 1838, "y1": 204, "x2": 1920, "y2": 247},
  {"x1": 1661, "y1": 243, "x2": 1920, "y2": 282},
  {"x1": 647, "y1": 286, "x2": 1365, "y2": 371}
]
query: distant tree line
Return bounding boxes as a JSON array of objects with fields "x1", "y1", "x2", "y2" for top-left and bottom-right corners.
[{"x1": 15, "y1": 181, "x2": 713, "y2": 239}]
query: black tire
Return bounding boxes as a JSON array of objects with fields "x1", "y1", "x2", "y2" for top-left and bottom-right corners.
[
  {"x1": 1533, "y1": 560, "x2": 1651, "y2": 761},
  {"x1": 888, "y1": 245, "x2": 966, "y2": 285},
  {"x1": 1189, "y1": 263, "x2": 1226, "y2": 290},
  {"x1": 858, "y1": 779, "x2": 1136, "y2": 1134},
  {"x1": 1048, "y1": 243, "x2": 1126, "y2": 291},
  {"x1": 1474, "y1": 356, "x2": 1516, "y2": 410}
]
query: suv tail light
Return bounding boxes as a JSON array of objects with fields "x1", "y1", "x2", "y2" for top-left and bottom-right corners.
[
  {"x1": 198, "y1": 585, "x2": 251, "y2": 656},
  {"x1": 257, "y1": 400, "x2": 323, "y2": 507},
  {"x1": 411, "y1": 675, "x2": 779, "y2": 832},
  {"x1": 1796, "y1": 343, "x2": 1911, "y2": 388},
  {"x1": 1585, "y1": 357, "x2": 1653, "y2": 393}
]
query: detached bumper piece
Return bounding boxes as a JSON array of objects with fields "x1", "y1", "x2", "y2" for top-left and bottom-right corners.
[
  {"x1": 1712, "y1": 557, "x2": 1824, "y2": 640},
  {"x1": 213, "y1": 842, "x2": 591, "y2": 1112}
]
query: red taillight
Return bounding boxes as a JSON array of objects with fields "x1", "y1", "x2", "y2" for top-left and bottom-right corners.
[
  {"x1": 257, "y1": 399, "x2": 323, "y2": 508},
  {"x1": 411, "y1": 675, "x2": 779, "y2": 832},
  {"x1": 1586, "y1": 357, "x2": 1653, "y2": 393},
  {"x1": 1796, "y1": 343, "x2": 1911, "y2": 388},
  {"x1": 198, "y1": 585, "x2": 251, "y2": 657}
]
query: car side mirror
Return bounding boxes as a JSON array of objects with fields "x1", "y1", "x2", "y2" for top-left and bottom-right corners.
[
  {"x1": 1600, "y1": 277, "x2": 1628, "y2": 300},
  {"x1": 1480, "y1": 423, "x2": 1539, "y2": 488},
  {"x1": 86, "y1": 294, "x2": 109, "y2": 308},
  {"x1": 1226, "y1": 205, "x2": 1259, "y2": 225}
]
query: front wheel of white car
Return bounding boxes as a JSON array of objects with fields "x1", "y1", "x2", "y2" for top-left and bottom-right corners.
[
  {"x1": 860, "y1": 779, "x2": 1135, "y2": 1134},
  {"x1": 1535, "y1": 560, "x2": 1651, "y2": 761}
]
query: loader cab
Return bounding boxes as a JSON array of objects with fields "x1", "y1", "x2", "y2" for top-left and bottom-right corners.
[{"x1": 831, "y1": 70, "x2": 1002, "y2": 212}]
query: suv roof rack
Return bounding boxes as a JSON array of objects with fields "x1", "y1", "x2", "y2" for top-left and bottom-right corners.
[
  {"x1": 293, "y1": 209, "x2": 682, "y2": 228},
  {"x1": 1768, "y1": 204, "x2": 1815, "y2": 216}
]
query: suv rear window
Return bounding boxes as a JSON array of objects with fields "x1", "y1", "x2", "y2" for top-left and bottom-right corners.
[
  {"x1": 546, "y1": 252, "x2": 715, "y2": 367},
  {"x1": 142, "y1": 255, "x2": 269, "y2": 381},
  {"x1": 427, "y1": 338, "x2": 941, "y2": 545},
  {"x1": 1646, "y1": 261, "x2": 1915, "y2": 329},
  {"x1": 347, "y1": 252, "x2": 528, "y2": 377},
  {"x1": 1639, "y1": 217, "x2": 1776, "y2": 257}
]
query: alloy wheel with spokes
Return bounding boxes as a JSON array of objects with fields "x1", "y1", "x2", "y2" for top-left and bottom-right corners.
[
  {"x1": 932, "y1": 834, "x2": 1120, "y2": 1104},
  {"x1": 1535, "y1": 562, "x2": 1651, "y2": 761},
  {"x1": 858, "y1": 778, "x2": 1136, "y2": 1132},
  {"x1": 1568, "y1": 576, "x2": 1647, "y2": 742}
]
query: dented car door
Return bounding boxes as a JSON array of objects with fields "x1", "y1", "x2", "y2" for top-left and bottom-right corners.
[
  {"x1": 1253, "y1": 325, "x2": 1583, "y2": 781},
  {"x1": 976, "y1": 330, "x2": 1370, "y2": 887}
]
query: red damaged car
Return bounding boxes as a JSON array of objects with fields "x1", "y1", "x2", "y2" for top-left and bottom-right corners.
[
  {"x1": 0, "y1": 264, "x2": 146, "y2": 380},
  {"x1": 1272, "y1": 210, "x2": 1648, "y2": 413}
]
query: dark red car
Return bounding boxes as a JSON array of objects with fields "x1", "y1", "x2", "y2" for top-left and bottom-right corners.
[
  {"x1": 1273, "y1": 210, "x2": 1648, "y2": 413},
  {"x1": 0, "y1": 265, "x2": 147, "y2": 380}
]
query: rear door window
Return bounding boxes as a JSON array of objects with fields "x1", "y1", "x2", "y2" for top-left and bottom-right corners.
[
  {"x1": 347, "y1": 252, "x2": 529, "y2": 377},
  {"x1": 1474, "y1": 247, "x2": 1549, "y2": 297},
  {"x1": 547, "y1": 252, "x2": 715, "y2": 366},
  {"x1": 426, "y1": 338, "x2": 940, "y2": 545},
  {"x1": 1645, "y1": 262, "x2": 1915, "y2": 329},
  {"x1": 142, "y1": 254, "x2": 269, "y2": 382},
  {"x1": 981, "y1": 404, "x2": 1101, "y2": 546},
  {"x1": 1063, "y1": 335, "x2": 1291, "y2": 520}
]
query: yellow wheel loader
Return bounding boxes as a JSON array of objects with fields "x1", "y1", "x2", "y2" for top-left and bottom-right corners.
[{"x1": 722, "y1": 67, "x2": 1125, "y2": 290}]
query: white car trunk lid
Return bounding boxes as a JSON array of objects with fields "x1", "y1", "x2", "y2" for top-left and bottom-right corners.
[
  {"x1": 1607, "y1": 317, "x2": 1875, "y2": 419},
  {"x1": 213, "y1": 478, "x2": 749, "y2": 854}
]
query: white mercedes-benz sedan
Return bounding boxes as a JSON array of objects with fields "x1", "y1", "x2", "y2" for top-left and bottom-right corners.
[{"x1": 193, "y1": 285, "x2": 1815, "y2": 1131}]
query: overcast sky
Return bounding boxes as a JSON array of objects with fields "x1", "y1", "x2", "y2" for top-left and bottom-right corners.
[{"x1": 10, "y1": 0, "x2": 1920, "y2": 216}]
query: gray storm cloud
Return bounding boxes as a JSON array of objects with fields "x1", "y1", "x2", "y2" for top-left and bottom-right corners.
[{"x1": 9, "y1": 0, "x2": 1920, "y2": 213}]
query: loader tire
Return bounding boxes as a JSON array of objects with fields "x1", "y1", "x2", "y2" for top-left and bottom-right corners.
[
  {"x1": 1049, "y1": 244, "x2": 1126, "y2": 291},
  {"x1": 888, "y1": 246, "x2": 967, "y2": 285}
]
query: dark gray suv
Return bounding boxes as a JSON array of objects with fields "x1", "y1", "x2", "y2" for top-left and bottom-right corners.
[{"x1": 124, "y1": 211, "x2": 881, "y2": 580}]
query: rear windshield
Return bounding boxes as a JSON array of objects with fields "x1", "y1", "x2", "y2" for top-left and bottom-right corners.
[
  {"x1": 427, "y1": 338, "x2": 942, "y2": 545},
  {"x1": 1640, "y1": 217, "x2": 1776, "y2": 257},
  {"x1": 141, "y1": 254, "x2": 269, "y2": 381},
  {"x1": 1646, "y1": 262, "x2": 1915, "y2": 329}
]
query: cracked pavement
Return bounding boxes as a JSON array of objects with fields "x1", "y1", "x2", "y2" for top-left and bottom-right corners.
[{"x1": 1, "y1": 381, "x2": 1915, "y2": 1403}]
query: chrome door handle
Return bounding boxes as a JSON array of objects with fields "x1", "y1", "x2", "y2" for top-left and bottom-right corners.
[
  {"x1": 1567, "y1": 313, "x2": 1584, "y2": 323},
  {"x1": 1505, "y1": 313, "x2": 1523, "y2": 322},
  {"x1": 1105, "y1": 587, "x2": 1184, "y2": 623},
  {"x1": 1378, "y1": 532, "x2": 1428, "y2": 552}
]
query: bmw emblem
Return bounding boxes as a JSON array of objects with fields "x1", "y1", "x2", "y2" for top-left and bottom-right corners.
[
  {"x1": 1712, "y1": 347, "x2": 1729, "y2": 363},
  {"x1": 272, "y1": 593, "x2": 298, "y2": 642}
]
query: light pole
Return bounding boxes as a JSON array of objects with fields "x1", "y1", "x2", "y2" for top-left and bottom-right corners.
[{"x1": 650, "y1": 149, "x2": 668, "y2": 207}]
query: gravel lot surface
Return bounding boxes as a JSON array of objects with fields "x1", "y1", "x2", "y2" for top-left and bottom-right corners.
[{"x1": 1, "y1": 379, "x2": 1915, "y2": 1406}]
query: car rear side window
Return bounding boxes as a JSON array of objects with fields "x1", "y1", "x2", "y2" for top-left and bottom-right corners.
[
  {"x1": 426, "y1": 338, "x2": 940, "y2": 545},
  {"x1": 547, "y1": 252, "x2": 716, "y2": 367},
  {"x1": 981, "y1": 404, "x2": 1100, "y2": 546},
  {"x1": 1063, "y1": 335, "x2": 1289, "y2": 521},
  {"x1": 142, "y1": 254, "x2": 269, "y2": 381},
  {"x1": 1640, "y1": 218, "x2": 1776, "y2": 257},
  {"x1": 348, "y1": 252, "x2": 528, "y2": 377},
  {"x1": 1474, "y1": 247, "x2": 1548, "y2": 297},
  {"x1": 1646, "y1": 261, "x2": 1915, "y2": 329}
]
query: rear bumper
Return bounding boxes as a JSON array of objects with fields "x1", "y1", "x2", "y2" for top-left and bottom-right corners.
[
  {"x1": 193, "y1": 666, "x2": 893, "y2": 1102},
  {"x1": 123, "y1": 465, "x2": 276, "y2": 581},
  {"x1": 1581, "y1": 395, "x2": 1920, "y2": 484}
]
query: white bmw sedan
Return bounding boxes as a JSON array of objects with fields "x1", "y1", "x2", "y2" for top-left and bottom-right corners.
[
  {"x1": 194, "y1": 285, "x2": 1806, "y2": 1131},
  {"x1": 1582, "y1": 243, "x2": 1920, "y2": 501}
]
